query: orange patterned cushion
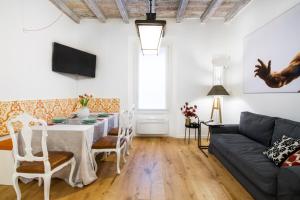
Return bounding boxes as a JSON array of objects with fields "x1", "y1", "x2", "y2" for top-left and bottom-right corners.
[
  {"x1": 0, "y1": 139, "x2": 13, "y2": 150},
  {"x1": 0, "y1": 98, "x2": 120, "y2": 137}
]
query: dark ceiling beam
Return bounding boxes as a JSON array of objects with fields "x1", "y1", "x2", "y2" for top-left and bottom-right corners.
[
  {"x1": 200, "y1": 0, "x2": 224, "y2": 23},
  {"x1": 115, "y1": 0, "x2": 129, "y2": 24},
  {"x1": 176, "y1": 0, "x2": 189, "y2": 23},
  {"x1": 224, "y1": 0, "x2": 251, "y2": 22},
  {"x1": 83, "y1": 0, "x2": 106, "y2": 23},
  {"x1": 49, "y1": 0, "x2": 80, "y2": 23}
]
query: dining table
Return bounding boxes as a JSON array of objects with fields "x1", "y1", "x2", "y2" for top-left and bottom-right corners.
[{"x1": 19, "y1": 113, "x2": 119, "y2": 187}]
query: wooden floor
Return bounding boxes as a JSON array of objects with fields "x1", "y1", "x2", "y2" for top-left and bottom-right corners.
[{"x1": 0, "y1": 137, "x2": 253, "y2": 200}]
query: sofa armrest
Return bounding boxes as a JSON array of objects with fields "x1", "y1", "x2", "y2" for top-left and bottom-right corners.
[
  {"x1": 278, "y1": 166, "x2": 300, "y2": 200},
  {"x1": 209, "y1": 124, "x2": 239, "y2": 134}
]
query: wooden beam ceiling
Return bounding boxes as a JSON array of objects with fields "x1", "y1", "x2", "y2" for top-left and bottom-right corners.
[
  {"x1": 49, "y1": 0, "x2": 252, "y2": 24},
  {"x1": 200, "y1": 0, "x2": 224, "y2": 23},
  {"x1": 176, "y1": 0, "x2": 189, "y2": 23},
  {"x1": 83, "y1": 0, "x2": 106, "y2": 23},
  {"x1": 224, "y1": 0, "x2": 251, "y2": 22},
  {"x1": 49, "y1": 0, "x2": 80, "y2": 24},
  {"x1": 114, "y1": 0, "x2": 129, "y2": 24}
]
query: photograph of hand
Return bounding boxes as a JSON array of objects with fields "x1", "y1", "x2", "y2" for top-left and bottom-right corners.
[
  {"x1": 243, "y1": 4, "x2": 300, "y2": 93},
  {"x1": 255, "y1": 52, "x2": 300, "y2": 89}
]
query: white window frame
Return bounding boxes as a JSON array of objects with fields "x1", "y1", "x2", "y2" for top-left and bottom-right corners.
[{"x1": 134, "y1": 46, "x2": 171, "y2": 113}]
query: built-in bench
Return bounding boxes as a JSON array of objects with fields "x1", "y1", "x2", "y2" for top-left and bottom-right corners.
[
  {"x1": 0, "y1": 138, "x2": 14, "y2": 185},
  {"x1": 0, "y1": 138, "x2": 12, "y2": 150},
  {"x1": 0, "y1": 97, "x2": 120, "y2": 185},
  {"x1": 0, "y1": 97, "x2": 120, "y2": 137}
]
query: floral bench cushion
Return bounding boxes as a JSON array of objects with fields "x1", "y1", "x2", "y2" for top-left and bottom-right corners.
[{"x1": 0, "y1": 98, "x2": 120, "y2": 137}]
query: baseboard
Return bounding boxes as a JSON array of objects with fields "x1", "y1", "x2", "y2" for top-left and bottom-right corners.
[
  {"x1": 135, "y1": 134, "x2": 169, "y2": 137},
  {"x1": 135, "y1": 133, "x2": 208, "y2": 139}
]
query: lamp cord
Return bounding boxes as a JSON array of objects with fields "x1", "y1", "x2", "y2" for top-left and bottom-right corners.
[{"x1": 22, "y1": 13, "x2": 63, "y2": 32}]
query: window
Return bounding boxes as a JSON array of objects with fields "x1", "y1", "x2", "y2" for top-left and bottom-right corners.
[{"x1": 138, "y1": 47, "x2": 168, "y2": 110}]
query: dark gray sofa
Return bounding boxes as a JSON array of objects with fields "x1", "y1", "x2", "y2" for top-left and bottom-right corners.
[{"x1": 208, "y1": 111, "x2": 300, "y2": 200}]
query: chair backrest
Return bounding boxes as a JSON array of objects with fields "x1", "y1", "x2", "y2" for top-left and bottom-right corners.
[
  {"x1": 116, "y1": 110, "x2": 128, "y2": 147},
  {"x1": 128, "y1": 104, "x2": 135, "y2": 133},
  {"x1": 7, "y1": 113, "x2": 51, "y2": 173}
]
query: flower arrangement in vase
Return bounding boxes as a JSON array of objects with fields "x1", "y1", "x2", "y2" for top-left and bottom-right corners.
[
  {"x1": 77, "y1": 94, "x2": 93, "y2": 119},
  {"x1": 180, "y1": 102, "x2": 198, "y2": 126}
]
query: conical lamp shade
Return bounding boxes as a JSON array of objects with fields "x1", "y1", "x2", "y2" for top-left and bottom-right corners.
[{"x1": 207, "y1": 85, "x2": 229, "y2": 96}]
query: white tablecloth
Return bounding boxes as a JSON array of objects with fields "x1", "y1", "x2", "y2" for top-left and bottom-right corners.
[{"x1": 19, "y1": 114, "x2": 119, "y2": 187}]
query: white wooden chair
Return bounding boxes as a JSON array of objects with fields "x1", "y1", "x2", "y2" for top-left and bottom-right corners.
[
  {"x1": 7, "y1": 113, "x2": 76, "y2": 200},
  {"x1": 127, "y1": 104, "x2": 135, "y2": 149},
  {"x1": 108, "y1": 105, "x2": 135, "y2": 145},
  {"x1": 91, "y1": 111, "x2": 128, "y2": 174}
]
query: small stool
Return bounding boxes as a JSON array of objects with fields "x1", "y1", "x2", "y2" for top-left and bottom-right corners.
[{"x1": 185, "y1": 122, "x2": 200, "y2": 144}]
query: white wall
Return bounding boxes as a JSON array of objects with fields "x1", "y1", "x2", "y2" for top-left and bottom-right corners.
[
  {"x1": 1, "y1": 0, "x2": 299, "y2": 137},
  {"x1": 164, "y1": 20, "x2": 231, "y2": 137},
  {"x1": 75, "y1": 19, "x2": 231, "y2": 137},
  {"x1": 0, "y1": 0, "x2": 80, "y2": 100},
  {"x1": 76, "y1": 20, "x2": 132, "y2": 109},
  {"x1": 75, "y1": 0, "x2": 300, "y2": 137},
  {"x1": 224, "y1": 0, "x2": 300, "y2": 123}
]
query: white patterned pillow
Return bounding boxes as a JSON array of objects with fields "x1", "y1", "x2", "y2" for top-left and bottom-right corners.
[{"x1": 263, "y1": 135, "x2": 300, "y2": 166}]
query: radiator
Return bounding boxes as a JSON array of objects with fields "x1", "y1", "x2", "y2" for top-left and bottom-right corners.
[{"x1": 136, "y1": 118, "x2": 169, "y2": 135}]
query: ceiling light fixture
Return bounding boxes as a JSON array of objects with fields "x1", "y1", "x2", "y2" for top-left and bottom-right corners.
[{"x1": 135, "y1": 0, "x2": 166, "y2": 55}]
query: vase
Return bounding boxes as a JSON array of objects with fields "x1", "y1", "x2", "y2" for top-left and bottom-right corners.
[
  {"x1": 185, "y1": 118, "x2": 191, "y2": 126},
  {"x1": 77, "y1": 106, "x2": 90, "y2": 119}
]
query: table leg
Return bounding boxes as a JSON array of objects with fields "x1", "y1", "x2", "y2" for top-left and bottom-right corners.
[
  {"x1": 198, "y1": 123, "x2": 208, "y2": 157},
  {"x1": 198, "y1": 126, "x2": 200, "y2": 147},
  {"x1": 184, "y1": 128, "x2": 187, "y2": 142},
  {"x1": 188, "y1": 128, "x2": 190, "y2": 144}
]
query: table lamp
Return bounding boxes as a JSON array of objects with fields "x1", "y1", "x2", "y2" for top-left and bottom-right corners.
[{"x1": 207, "y1": 85, "x2": 229, "y2": 124}]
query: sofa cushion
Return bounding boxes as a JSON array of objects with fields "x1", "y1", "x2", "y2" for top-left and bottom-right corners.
[
  {"x1": 282, "y1": 149, "x2": 300, "y2": 167},
  {"x1": 263, "y1": 135, "x2": 300, "y2": 166},
  {"x1": 239, "y1": 112, "x2": 276, "y2": 146},
  {"x1": 211, "y1": 133, "x2": 279, "y2": 195},
  {"x1": 272, "y1": 118, "x2": 300, "y2": 144}
]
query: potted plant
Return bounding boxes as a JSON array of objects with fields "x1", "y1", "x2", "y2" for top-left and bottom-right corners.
[
  {"x1": 180, "y1": 102, "x2": 198, "y2": 126},
  {"x1": 77, "y1": 94, "x2": 93, "y2": 119}
]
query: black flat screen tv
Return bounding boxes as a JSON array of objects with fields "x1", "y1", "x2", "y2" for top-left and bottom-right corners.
[{"x1": 52, "y1": 42, "x2": 96, "y2": 77}]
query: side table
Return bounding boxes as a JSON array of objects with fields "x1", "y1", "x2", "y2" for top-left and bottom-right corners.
[
  {"x1": 185, "y1": 122, "x2": 200, "y2": 144},
  {"x1": 198, "y1": 120, "x2": 223, "y2": 157}
]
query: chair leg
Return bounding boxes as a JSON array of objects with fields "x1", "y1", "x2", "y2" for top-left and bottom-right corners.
[
  {"x1": 126, "y1": 137, "x2": 130, "y2": 156},
  {"x1": 130, "y1": 134, "x2": 134, "y2": 148},
  {"x1": 43, "y1": 175, "x2": 51, "y2": 200},
  {"x1": 38, "y1": 177, "x2": 43, "y2": 187},
  {"x1": 188, "y1": 128, "x2": 191, "y2": 144},
  {"x1": 69, "y1": 158, "x2": 76, "y2": 187},
  {"x1": 124, "y1": 144, "x2": 130, "y2": 156},
  {"x1": 122, "y1": 146, "x2": 127, "y2": 163},
  {"x1": 12, "y1": 174, "x2": 21, "y2": 200},
  {"x1": 116, "y1": 149, "x2": 121, "y2": 175}
]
